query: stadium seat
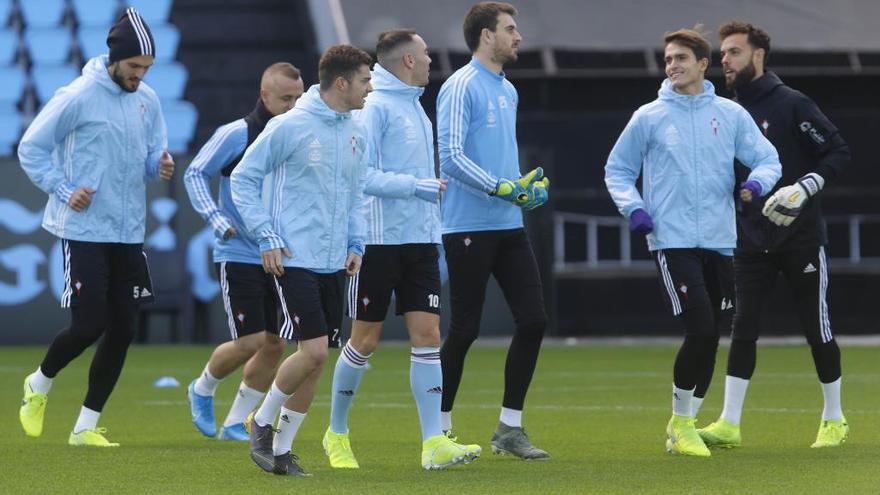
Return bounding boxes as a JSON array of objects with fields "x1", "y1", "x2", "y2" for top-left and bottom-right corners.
[
  {"x1": 25, "y1": 27, "x2": 73, "y2": 65},
  {"x1": 71, "y1": 0, "x2": 119, "y2": 27},
  {"x1": 0, "y1": 29, "x2": 18, "y2": 65},
  {"x1": 0, "y1": 66, "x2": 26, "y2": 105},
  {"x1": 0, "y1": 109, "x2": 21, "y2": 157},
  {"x1": 150, "y1": 23, "x2": 180, "y2": 62},
  {"x1": 31, "y1": 65, "x2": 79, "y2": 104},
  {"x1": 19, "y1": 0, "x2": 67, "y2": 28},
  {"x1": 0, "y1": 0, "x2": 12, "y2": 27},
  {"x1": 162, "y1": 99, "x2": 198, "y2": 154},
  {"x1": 78, "y1": 26, "x2": 110, "y2": 60},
  {"x1": 145, "y1": 62, "x2": 187, "y2": 100},
  {"x1": 126, "y1": 0, "x2": 173, "y2": 24}
]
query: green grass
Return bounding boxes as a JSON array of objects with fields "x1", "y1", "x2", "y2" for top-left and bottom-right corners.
[{"x1": 1, "y1": 344, "x2": 877, "y2": 494}]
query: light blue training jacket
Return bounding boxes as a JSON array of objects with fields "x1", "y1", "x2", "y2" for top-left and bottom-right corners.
[
  {"x1": 605, "y1": 79, "x2": 782, "y2": 253},
  {"x1": 230, "y1": 85, "x2": 367, "y2": 270},
  {"x1": 437, "y1": 57, "x2": 523, "y2": 235},
  {"x1": 18, "y1": 55, "x2": 167, "y2": 243},
  {"x1": 183, "y1": 118, "x2": 262, "y2": 264},
  {"x1": 355, "y1": 63, "x2": 441, "y2": 245}
]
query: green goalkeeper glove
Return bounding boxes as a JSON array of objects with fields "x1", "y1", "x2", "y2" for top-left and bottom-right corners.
[{"x1": 491, "y1": 167, "x2": 543, "y2": 205}]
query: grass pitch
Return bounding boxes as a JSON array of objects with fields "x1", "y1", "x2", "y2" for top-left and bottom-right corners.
[{"x1": 1, "y1": 343, "x2": 878, "y2": 494}]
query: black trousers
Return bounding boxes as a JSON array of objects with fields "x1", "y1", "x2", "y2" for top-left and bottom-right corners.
[
  {"x1": 440, "y1": 228, "x2": 548, "y2": 412},
  {"x1": 654, "y1": 248, "x2": 734, "y2": 396},
  {"x1": 40, "y1": 240, "x2": 151, "y2": 412},
  {"x1": 728, "y1": 246, "x2": 840, "y2": 383}
]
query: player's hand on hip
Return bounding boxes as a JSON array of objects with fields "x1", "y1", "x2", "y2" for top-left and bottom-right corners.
[
  {"x1": 344, "y1": 253, "x2": 362, "y2": 276},
  {"x1": 438, "y1": 179, "x2": 448, "y2": 192},
  {"x1": 262, "y1": 247, "x2": 292, "y2": 276},
  {"x1": 159, "y1": 151, "x2": 175, "y2": 181},
  {"x1": 69, "y1": 187, "x2": 96, "y2": 212},
  {"x1": 222, "y1": 226, "x2": 237, "y2": 240}
]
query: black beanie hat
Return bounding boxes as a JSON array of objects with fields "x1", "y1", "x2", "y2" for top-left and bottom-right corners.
[{"x1": 107, "y1": 7, "x2": 155, "y2": 63}]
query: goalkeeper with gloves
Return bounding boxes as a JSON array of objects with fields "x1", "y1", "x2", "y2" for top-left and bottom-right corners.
[
  {"x1": 435, "y1": 2, "x2": 551, "y2": 461},
  {"x1": 697, "y1": 22, "x2": 852, "y2": 451}
]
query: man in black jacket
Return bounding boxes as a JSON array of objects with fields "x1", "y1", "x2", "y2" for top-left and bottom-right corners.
[{"x1": 698, "y1": 21, "x2": 850, "y2": 449}]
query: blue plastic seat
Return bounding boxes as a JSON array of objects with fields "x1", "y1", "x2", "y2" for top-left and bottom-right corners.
[
  {"x1": 126, "y1": 0, "x2": 173, "y2": 24},
  {"x1": 162, "y1": 99, "x2": 197, "y2": 154},
  {"x1": 150, "y1": 23, "x2": 180, "y2": 62},
  {"x1": 78, "y1": 26, "x2": 109, "y2": 60},
  {"x1": 19, "y1": 0, "x2": 67, "y2": 28},
  {"x1": 31, "y1": 65, "x2": 79, "y2": 103},
  {"x1": 145, "y1": 62, "x2": 187, "y2": 100},
  {"x1": 0, "y1": 66, "x2": 26, "y2": 104},
  {"x1": 0, "y1": 29, "x2": 17, "y2": 64},
  {"x1": 0, "y1": 109, "x2": 22, "y2": 157},
  {"x1": 0, "y1": 0, "x2": 13, "y2": 27},
  {"x1": 25, "y1": 27, "x2": 73, "y2": 65},
  {"x1": 71, "y1": 0, "x2": 119, "y2": 27}
]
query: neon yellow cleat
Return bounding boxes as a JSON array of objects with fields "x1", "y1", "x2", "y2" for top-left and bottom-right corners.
[
  {"x1": 697, "y1": 418, "x2": 741, "y2": 448},
  {"x1": 322, "y1": 428, "x2": 359, "y2": 469},
  {"x1": 69, "y1": 427, "x2": 119, "y2": 447},
  {"x1": 666, "y1": 415, "x2": 710, "y2": 457},
  {"x1": 421, "y1": 434, "x2": 481, "y2": 470},
  {"x1": 811, "y1": 416, "x2": 848, "y2": 448},
  {"x1": 20, "y1": 375, "x2": 48, "y2": 438}
]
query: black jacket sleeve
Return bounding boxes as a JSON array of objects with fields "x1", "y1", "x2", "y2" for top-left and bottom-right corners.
[{"x1": 792, "y1": 94, "x2": 850, "y2": 184}]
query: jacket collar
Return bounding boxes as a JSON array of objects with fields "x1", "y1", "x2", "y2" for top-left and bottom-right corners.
[
  {"x1": 658, "y1": 79, "x2": 716, "y2": 109},
  {"x1": 246, "y1": 98, "x2": 275, "y2": 127},
  {"x1": 734, "y1": 71, "x2": 784, "y2": 104},
  {"x1": 84, "y1": 55, "x2": 126, "y2": 95},
  {"x1": 370, "y1": 63, "x2": 424, "y2": 98},
  {"x1": 296, "y1": 84, "x2": 352, "y2": 122}
]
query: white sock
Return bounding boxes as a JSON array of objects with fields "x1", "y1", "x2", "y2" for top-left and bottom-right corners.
[
  {"x1": 223, "y1": 382, "x2": 266, "y2": 427},
  {"x1": 500, "y1": 407, "x2": 522, "y2": 428},
  {"x1": 29, "y1": 367, "x2": 53, "y2": 395},
  {"x1": 194, "y1": 364, "x2": 221, "y2": 396},
  {"x1": 254, "y1": 382, "x2": 292, "y2": 428},
  {"x1": 441, "y1": 411, "x2": 452, "y2": 431},
  {"x1": 73, "y1": 406, "x2": 100, "y2": 433},
  {"x1": 821, "y1": 377, "x2": 842, "y2": 420},
  {"x1": 720, "y1": 375, "x2": 750, "y2": 425},
  {"x1": 273, "y1": 407, "x2": 306, "y2": 456},
  {"x1": 672, "y1": 384, "x2": 694, "y2": 417},
  {"x1": 691, "y1": 396, "x2": 705, "y2": 417}
]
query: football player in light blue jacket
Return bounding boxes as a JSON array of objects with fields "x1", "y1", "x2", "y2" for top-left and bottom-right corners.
[
  {"x1": 230, "y1": 45, "x2": 372, "y2": 477},
  {"x1": 183, "y1": 63, "x2": 304, "y2": 443},
  {"x1": 604, "y1": 27, "x2": 781, "y2": 458},
  {"x1": 18, "y1": 9, "x2": 173, "y2": 448},
  {"x1": 323, "y1": 29, "x2": 480, "y2": 472}
]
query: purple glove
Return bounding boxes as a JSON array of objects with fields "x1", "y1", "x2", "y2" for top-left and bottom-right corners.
[
  {"x1": 739, "y1": 180, "x2": 762, "y2": 202},
  {"x1": 629, "y1": 208, "x2": 654, "y2": 235}
]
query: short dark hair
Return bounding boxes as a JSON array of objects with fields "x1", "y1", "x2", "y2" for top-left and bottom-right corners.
[
  {"x1": 463, "y1": 2, "x2": 518, "y2": 53},
  {"x1": 262, "y1": 62, "x2": 301, "y2": 82},
  {"x1": 376, "y1": 28, "x2": 417, "y2": 64},
  {"x1": 664, "y1": 26, "x2": 712, "y2": 65},
  {"x1": 318, "y1": 44, "x2": 373, "y2": 91},
  {"x1": 719, "y1": 20, "x2": 771, "y2": 63}
]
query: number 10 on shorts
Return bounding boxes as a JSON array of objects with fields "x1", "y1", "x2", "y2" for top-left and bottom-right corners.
[{"x1": 427, "y1": 294, "x2": 440, "y2": 308}]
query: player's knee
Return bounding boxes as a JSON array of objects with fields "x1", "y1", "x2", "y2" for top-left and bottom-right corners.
[
  {"x1": 261, "y1": 334, "x2": 286, "y2": 359},
  {"x1": 447, "y1": 326, "x2": 478, "y2": 347},
  {"x1": 70, "y1": 305, "x2": 110, "y2": 342},
  {"x1": 302, "y1": 341, "x2": 329, "y2": 369},
  {"x1": 409, "y1": 325, "x2": 441, "y2": 348},
  {"x1": 515, "y1": 318, "x2": 546, "y2": 340}
]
